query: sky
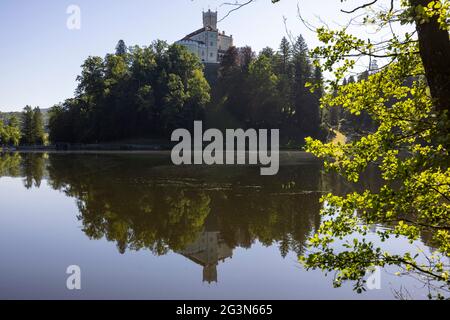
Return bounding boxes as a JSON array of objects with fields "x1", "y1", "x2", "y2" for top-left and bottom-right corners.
[{"x1": 0, "y1": 0, "x2": 392, "y2": 112}]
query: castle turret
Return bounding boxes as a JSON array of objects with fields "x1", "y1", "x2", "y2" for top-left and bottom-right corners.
[{"x1": 203, "y1": 10, "x2": 217, "y2": 30}]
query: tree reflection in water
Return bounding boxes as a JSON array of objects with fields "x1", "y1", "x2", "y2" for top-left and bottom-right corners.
[{"x1": 0, "y1": 152, "x2": 349, "y2": 283}]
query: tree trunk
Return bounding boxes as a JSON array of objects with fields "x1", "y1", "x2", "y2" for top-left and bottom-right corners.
[{"x1": 411, "y1": 0, "x2": 450, "y2": 114}]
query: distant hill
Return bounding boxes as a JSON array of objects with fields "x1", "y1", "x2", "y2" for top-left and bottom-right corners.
[{"x1": 0, "y1": 108, "x2": 50, "y2": 128}]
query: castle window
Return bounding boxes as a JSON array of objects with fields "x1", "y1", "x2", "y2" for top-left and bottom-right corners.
[
  {"x1": 210, "y1": 41, "x2": 213, "y2": 46},
  {"x1": 210, "y1": 52, "x2": 213, "y2": 57}
]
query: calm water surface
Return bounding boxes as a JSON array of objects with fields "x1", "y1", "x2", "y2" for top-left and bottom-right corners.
[{"x1": 0, "y1": 152, "x2": 437, "y2": 299}]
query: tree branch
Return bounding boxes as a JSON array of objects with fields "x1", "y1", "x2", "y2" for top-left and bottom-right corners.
[
  {"x1": 341, "y1": 0, "x2": 379, "y2": 14},
  {"x1": 219, "y1": 0, "x2": 255, "y2": 22}
]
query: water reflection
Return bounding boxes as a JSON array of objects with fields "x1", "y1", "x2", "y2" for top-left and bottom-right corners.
[
  {"x1": 15, "y1": 153, "x2": 441, "y2": 286},
  {"x1": 0, "y1": 152, "x2": 336, "y2": 282},
  {"x1": 0, "y1": 153, "x2": 22, "y2": 177},
  {"x1": 0, "y1": 153, "x2": 47, "y2": 187},
  {"x1": 1, "y1": 152, "x2": 445, "y2": 299},
  {"x1": 179, "y1": 229, "x2": 233, "y2": 283}
]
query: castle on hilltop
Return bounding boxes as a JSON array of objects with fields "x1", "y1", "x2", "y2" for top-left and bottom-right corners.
[{"x1": 175, "y1": 10, "x2": 234, "y2": 64}]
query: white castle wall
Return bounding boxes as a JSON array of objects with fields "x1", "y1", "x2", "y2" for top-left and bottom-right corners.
[{"x1": 176, "y1": 11, "x2": 233, "y2": 64}]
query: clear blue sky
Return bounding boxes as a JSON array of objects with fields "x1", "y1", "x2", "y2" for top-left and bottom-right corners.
[{"x1": 0, "y1": 0, "x2": 372, "y2": 112}]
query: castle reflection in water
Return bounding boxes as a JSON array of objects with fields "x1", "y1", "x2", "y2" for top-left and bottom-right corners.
[
  {"x1": 0, "y1": 152, "x2": 392, "y2": 284},
  {"x1": 179, "y1": 229, "x2": 233, "y2": 283}
]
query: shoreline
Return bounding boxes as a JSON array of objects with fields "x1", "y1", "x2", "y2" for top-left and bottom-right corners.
[
  {"x1": 0, "y1": 147, "x2": 318, "y2": 161},
  {"x1": 1, "y1": 144, "x2": 312, "y2": 153},
  {"x1": 1, "y1": 148, "x2": 315, "y2": 155}
]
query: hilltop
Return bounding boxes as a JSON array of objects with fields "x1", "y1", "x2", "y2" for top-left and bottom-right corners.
[{"x1": 0, "y1": 109, "x2": 50, "y2": 127}]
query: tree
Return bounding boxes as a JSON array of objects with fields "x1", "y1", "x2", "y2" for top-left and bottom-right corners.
[
  {"x1": 260, "y1": 46, "x2": 275, "y2": 59},
  {"x1": 238, "y1": 46, "x2": 255, "y2": 73},
  {"x1": 278, "y1": 36, "x2": 292, "y2": 75},
  {"x1": 32, "y1": 107, "x2": 45, "y2": 145},
  {"x1": 0, "y1": 120, "x2": 5, "y2": 146},
  {"x1": 48, "y1": 103, "x2": 69, "y2": 143},
  {"x1": 115, "y1": 39, "x2": 127, "y2": 56},
  {"x1": 312, "y1": 65, "x2": 325, "y2": 128},
  {"x1": 0, "y1": 116, "x2": 20, "y2": 146},
  {"x1": 49, "y1": 40, "x2": 210, "y2": 143},
  {"x1": 8, "y1": 115, "x2": 19, "y2": 128},
  {"x1": 215, "y1": 46, "x2": 248, "y2": 127},
  {"x1": 5, "y1": 116, "x2": 21, "y2": 146},
  {"x1": 22, "y1": 106, "x2": 35, "y2": 145},
  {"x1": 295, "y1": 0, "x2": 450, "y2": 297},
  {"x1": 211, "y1": 37, "x2": 325, "y2": 145},
  {"x1": 292, "y1": 35, "x2": 321, "y2": 138},
  {"x1": 246, "y1": 55, "x2": 282, "y2": 128},
  {"x1": 21, "y1": 106, "x2": 45, "y2": 145},
  {"x1": 217, "y1": 46, "x2": 241, "y2": 100},
  {"x1": 410, "y1": 0, "x2": 450, "y2": 114},
  {"x1": 219, "y1": 46, "x2": 240, "y2": 79}
]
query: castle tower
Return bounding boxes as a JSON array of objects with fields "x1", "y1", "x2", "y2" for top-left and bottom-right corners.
[
  {"x1": 203, "y1": 10, "x2": 217, "y2": 30},
  {"x1": 176, "y1": 10, "x2": 232, "y2": 64},
  {"x1": 203, "y1": 264, "x2": 218, "y2": 284}
]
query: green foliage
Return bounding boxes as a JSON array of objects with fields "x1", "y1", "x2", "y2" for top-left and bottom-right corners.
[
  {"x1": 246, "y1": 55, "x2": 282, "y2": 128},
  {"x1": 21, "y1": 106, "x2": 35, "y2": 144},
  {"x1": 301, "y1": 0, "x2": 450, "y2": 296},
  {"x1": 292, "y1": 35, "x2": 322, "y2": 138},
  {"x1": 32, "y1": 108, "x2": 45, "y2": 145},
  {"x1": 278, "y1": 36, "x2": 292, "y2": 75},
  {"x1": 0, "y1": 153, "x2": 22, "y2": 176},
  {"x1": 0, "y1": 115, "x2": 21, "y2": 147},
  {"x1": 115, "y1": 39, "x2": 127, "y2": 55},
  {"x1": 48, "y1": 34, "x2": 330, "y2": 145},
  {"x1": 210, "y1": 36, "x2": 327, "y2": 145},
  {"x1": 21, "y1": 106, "x2": 45, "y2": 145},
  {"x1": 49, "y1": 41, "x2": 210, "y2": 143}
]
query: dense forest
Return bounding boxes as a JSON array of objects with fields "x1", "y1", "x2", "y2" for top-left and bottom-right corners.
[
  {"x1": 0, "y1": 106, "x2": 46, "y2": 146},
  {"x1": 0, "y1": 116, "x2": 21, "y2": 146},
  {"x1": 45, "y1": 37, "x2": 335, "y2": 146},
  {"x1": 48, "y1": 40, "x2": 210, "y2": 143},
  {"x1": 206, "y1": 36, "x2": 327, "y2": 145},
  {"x1": 1, "y1": 36, "x2": 378, "y2": 148}
]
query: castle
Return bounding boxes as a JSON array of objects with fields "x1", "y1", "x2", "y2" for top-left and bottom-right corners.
[
  {"x1": 179, "y1": 230, "x2": 233, "y2": 283},
  {"x1": 175, "y1": 10, "x2": 233, "y2": 64}
]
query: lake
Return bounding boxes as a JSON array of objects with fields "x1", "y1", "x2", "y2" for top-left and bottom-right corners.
[{"x1": 0, "y1": 152, "x2": 438, "y2": 299}]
